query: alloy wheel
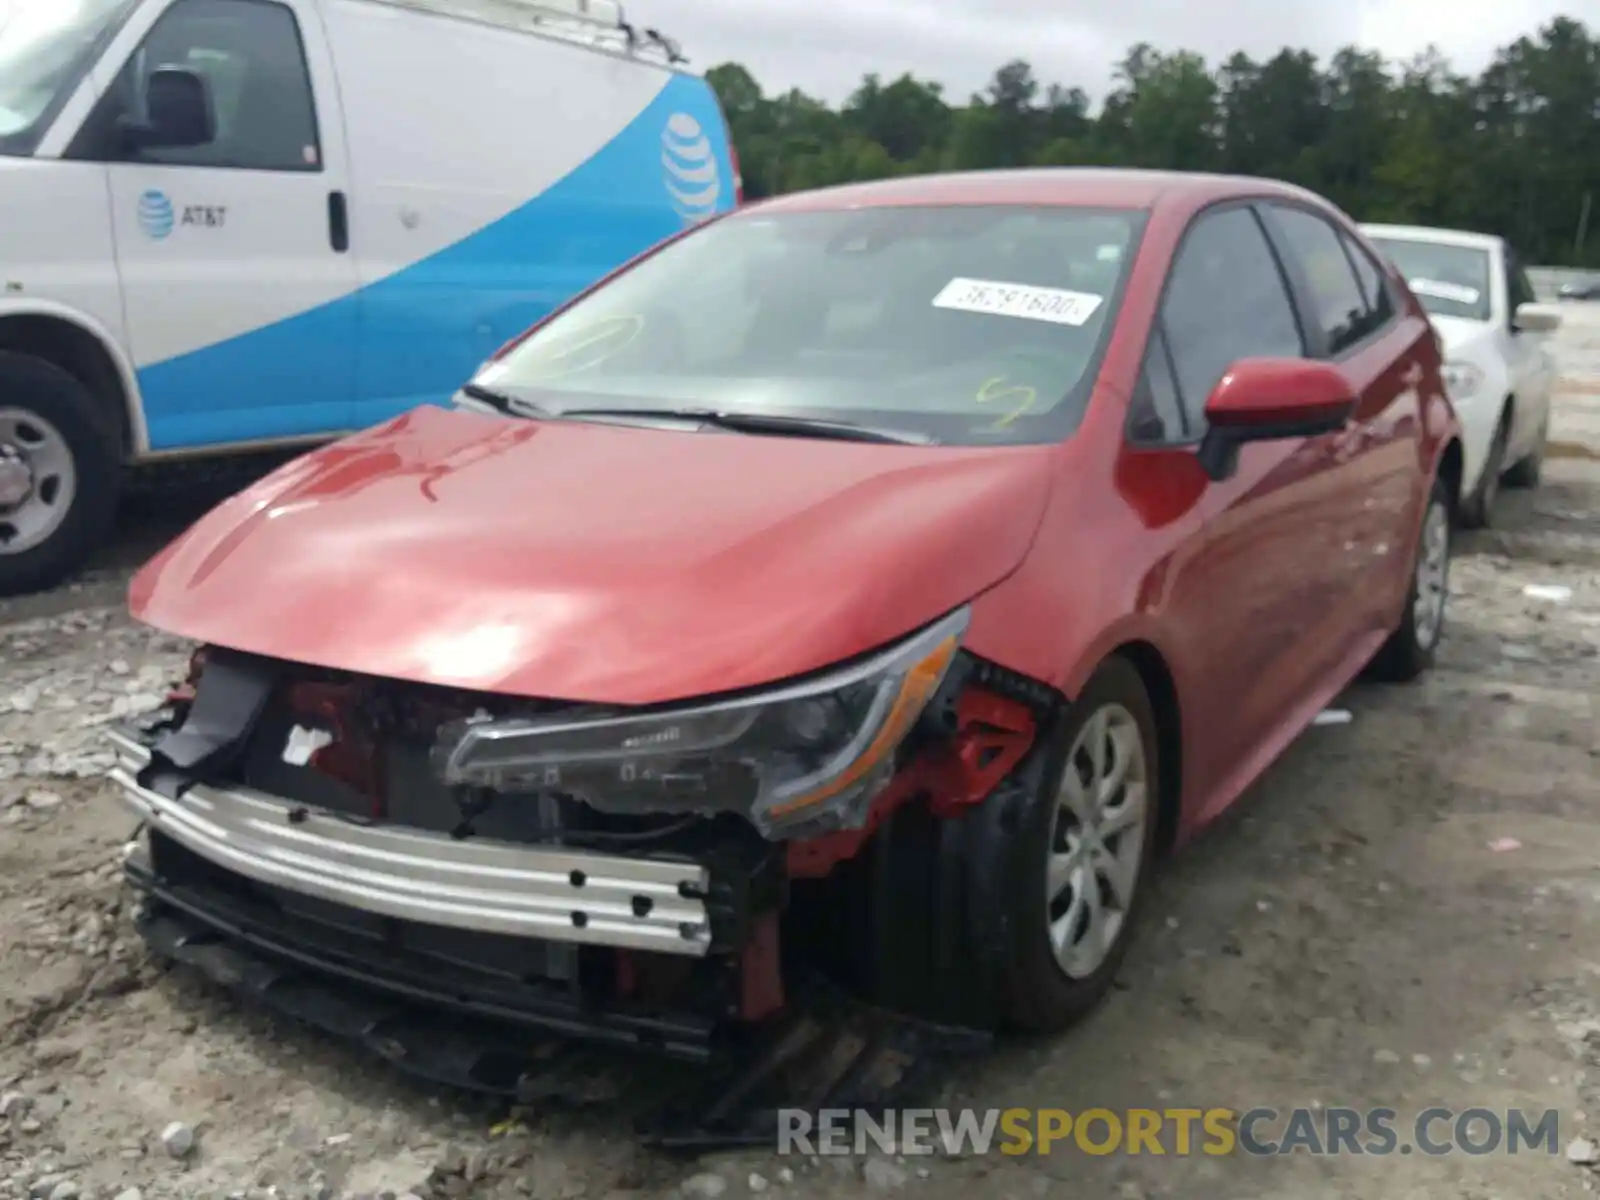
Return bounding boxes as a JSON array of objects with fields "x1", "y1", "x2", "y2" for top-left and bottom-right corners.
[
  {"x1": 1413, "y1": 495, "x2": 1450, "y2": 650},
  {"x1": 1046, "y1": 704, "x2": 1150, "y2": 980}
]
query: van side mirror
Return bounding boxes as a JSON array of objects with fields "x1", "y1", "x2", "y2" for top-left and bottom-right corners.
[
  {"x1": 120, "y1": 67, "x2": 216, "y2": 151},
  {"x1": 1196, "y1": 357, "x2": 1358, "y2": 482}
]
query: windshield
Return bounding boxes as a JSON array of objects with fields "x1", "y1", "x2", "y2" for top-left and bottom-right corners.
[
  {"x1": 0, "y1": 0, "x2": 137, "y2": 156},
  {"x1": 477, "y1": 204, "x2": 1146, "y2": 446},
  {"x1": 1366, "y1": 236, "x2": 1493, "y2": 322}
]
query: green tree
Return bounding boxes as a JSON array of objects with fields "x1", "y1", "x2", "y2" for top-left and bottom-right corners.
[
  {"x1": 1100, "y1": 45, "x2": 1219, "y2": 170},
  {"x1": 1318, "y1": 48, "x2": 1393, "y2": 214},
  {"x1": 842, "y1": 73, "x2": 951, "y2": 163},
  {"x1": 703, "y1": 15, "x2": 1600, "y2": 266}
]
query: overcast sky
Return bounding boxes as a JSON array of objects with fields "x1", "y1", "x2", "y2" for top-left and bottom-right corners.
[{"x1": 635, "y1": 0, "x2": 1600, "y2": 105}]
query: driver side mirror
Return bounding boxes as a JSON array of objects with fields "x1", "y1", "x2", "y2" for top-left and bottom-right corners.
[
  {"x1": 1197, "y1": 358, "x2": 1358, "y2": 482},
  {"x1": 118, "y1": 67, "x2": 216, "y2": 152}
]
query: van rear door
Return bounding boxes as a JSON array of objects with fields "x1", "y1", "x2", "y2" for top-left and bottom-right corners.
[{"x1": 67, "y1": 0, "x2": 358, "y2": 451}]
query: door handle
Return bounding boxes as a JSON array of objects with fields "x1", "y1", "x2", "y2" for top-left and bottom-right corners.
[{"x1": 327, "y1": 190, "x2": 349, "y2": 253}]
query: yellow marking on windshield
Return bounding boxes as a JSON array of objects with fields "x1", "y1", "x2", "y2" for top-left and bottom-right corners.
[{"x1": 976, "y1": 375, "x2": 1038, "y2": 428}]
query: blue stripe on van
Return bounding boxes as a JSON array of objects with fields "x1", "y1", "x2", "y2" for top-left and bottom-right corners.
[{"x1": 137, "y1": 72, "x2": 736, "y2": 451}]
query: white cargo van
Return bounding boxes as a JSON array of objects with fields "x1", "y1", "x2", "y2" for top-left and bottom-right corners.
[{"x1": 0, "y1": 0, "x2": 740, "y2": 594}]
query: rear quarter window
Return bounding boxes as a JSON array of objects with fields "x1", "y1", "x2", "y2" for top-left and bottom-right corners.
[{"x1": 1341, "y1": 233, "x2": 1395, "y2": 328}]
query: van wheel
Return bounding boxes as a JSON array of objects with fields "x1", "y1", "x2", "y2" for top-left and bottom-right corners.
[
  {"x1": 0, "y1": 353, "x2": 120, "y2": 597},
  {"x1": 1459, "y1": 411, "x2": 1508, "y2": 529},
  {"x1": 842, "y1": 658, "x2": 1159, "y2": 1032}
]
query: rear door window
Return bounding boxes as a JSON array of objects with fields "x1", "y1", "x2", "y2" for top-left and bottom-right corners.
[{"x1": 1269, "y1": 206, "x2": 1375, "y2": 355}]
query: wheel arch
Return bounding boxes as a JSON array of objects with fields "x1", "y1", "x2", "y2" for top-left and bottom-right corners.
[
  {"x1": 0, "y1": 301, "x2": 146, "y2": 457},
  {"x1": 1436, "y1": 435, "x2": 1465, "y2": 516},
  {"x1": 1106, "y1": 640, "x2": 1184, "y2": 856},
  {"x1": 1499, "y1": 391, "x2": 1517, "y2": 433}
]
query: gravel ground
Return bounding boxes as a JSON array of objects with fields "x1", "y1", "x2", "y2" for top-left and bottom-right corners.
[{"x1": 2, "y1": 323, "x2": 1598, "y2": 1200}]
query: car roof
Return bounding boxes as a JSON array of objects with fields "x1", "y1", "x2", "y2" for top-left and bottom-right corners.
[
  {"x1": 1360, "y1": 223, "x2": 1504, "y2": 252},
  {"x1": 747, "y1": 168, "x2": 1333, "y2": 216}
]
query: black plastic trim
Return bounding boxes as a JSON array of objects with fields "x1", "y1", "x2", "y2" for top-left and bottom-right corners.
[{"x1": 126, "y1": 851, "x2": 721, "y2": 1059}]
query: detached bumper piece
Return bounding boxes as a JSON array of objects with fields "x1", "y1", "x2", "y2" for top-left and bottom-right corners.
[
  {"x1": 126, "y1": 832, "x2": 721, "y2": 1058},
  {"x1": 638, "y1": 1000, "x2": 992, "y2": 1150},
  {"x1": 126, "y1": 844, "x2": 990, "y2": 1149}
]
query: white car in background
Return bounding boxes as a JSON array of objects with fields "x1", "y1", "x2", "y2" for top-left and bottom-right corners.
[{"x1": 1361, "y1": 224, "x2": 1562, "y2": 527}]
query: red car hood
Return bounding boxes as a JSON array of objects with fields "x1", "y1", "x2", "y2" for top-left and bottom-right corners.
[{"x1": 131, "y1": 407, "x2": 1055, "y2": 705}]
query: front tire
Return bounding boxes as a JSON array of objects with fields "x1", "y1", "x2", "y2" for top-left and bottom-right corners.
[
  {"x1": 1368, "y1": 475, "x2": 1451, "y2": 683},
  {"x1": 0, "y1": 353, "x2": 120, "y2": 597},
  {"x1": 991, "y1": 658, "x2": 1161, "y2": 1031},
  {"x1": 842, "y1": 658, "x2": 1160, "y2": 1032}
]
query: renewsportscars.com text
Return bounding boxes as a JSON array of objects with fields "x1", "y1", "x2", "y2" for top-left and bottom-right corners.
[{"x1": 776, "y1": 1107, "x2": 1562, "y2": 1157}]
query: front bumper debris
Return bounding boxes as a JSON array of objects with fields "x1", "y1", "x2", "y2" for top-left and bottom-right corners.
[
  {"x1": 123, "y1": 833, "x2": 723, "y2": 1059},
  {"x1": 124, "y1": 838, "x2": 990, "y2": 1148},
  {"x1": 107, "y1": 726, "x2": 713, "y2": 955},
  {"x1": 107, "y1": 647, "x2": 994, "y2": 1148}
]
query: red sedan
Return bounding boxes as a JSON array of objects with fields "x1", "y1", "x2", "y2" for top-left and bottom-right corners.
[{"x1": 111, "y1": 169, "x2": 1461, "y2": 1056}]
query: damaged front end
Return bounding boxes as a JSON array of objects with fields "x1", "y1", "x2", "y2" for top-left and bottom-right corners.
[{"x1": 109, "y1": 607, "x2": 1046, "y2": 1140}]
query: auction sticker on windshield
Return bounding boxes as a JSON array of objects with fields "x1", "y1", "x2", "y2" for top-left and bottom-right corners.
[
  {"x1": 1408, "y1": 278, "x2": 1481, "y2": 305},
  {"x1": 933, "y1": 278, "x2": 1105, "y2": 326}
]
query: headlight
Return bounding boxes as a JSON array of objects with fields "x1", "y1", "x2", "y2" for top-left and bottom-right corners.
[
  {"x1": 1440, "y1": 361, "x2": 1485, "y2": 400},
  {"x1": 431, "y1": 608, "x2": 969, "y2": 839}
]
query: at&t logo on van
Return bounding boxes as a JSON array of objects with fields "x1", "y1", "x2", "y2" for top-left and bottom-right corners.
[
  {"x1": 661, "y1": 113, "x2": 720, "y2": 223},
  {"x1": 137, "y1": 189, "x2": 175, "y2": 240}
]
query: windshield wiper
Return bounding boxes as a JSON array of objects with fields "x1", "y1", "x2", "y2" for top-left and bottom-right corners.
[
  {"x1": 557, "y1": 407, "x2": 936, "y2": 446},
  {"x1": 460, "y1": 382, "x2": 553, "y2": 418}
]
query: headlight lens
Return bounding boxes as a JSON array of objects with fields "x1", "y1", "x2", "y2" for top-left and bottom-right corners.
[
  {"x1": 431, "y1": 607, "x2": 969, "y2": 839},
  {"x1": 1440, "y1": 361, "x2": 1485, "y2": 399}
]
